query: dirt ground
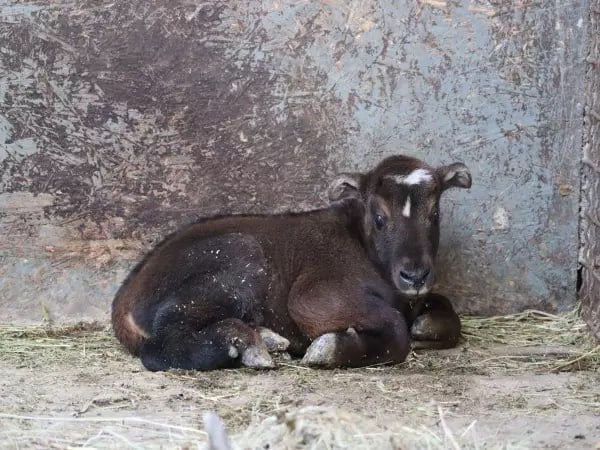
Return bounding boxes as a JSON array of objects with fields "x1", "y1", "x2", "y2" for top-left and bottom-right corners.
[{"x1": 0, "y1": 320, "x2": 599, "y2": 450}]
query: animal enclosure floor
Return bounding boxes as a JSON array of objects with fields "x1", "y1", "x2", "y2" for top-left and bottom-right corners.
[{"x1": 0, "y1": 317, "x2": 599, "y2": 450}]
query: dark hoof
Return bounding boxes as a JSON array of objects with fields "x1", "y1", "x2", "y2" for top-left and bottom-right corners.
[{"x1": 410, "y1": 314, "x2": 460, "y2": 350}]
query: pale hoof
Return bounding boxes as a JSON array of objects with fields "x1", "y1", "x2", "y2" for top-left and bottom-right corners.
[
  {"x1": 258, "y1": 327, "x2": 290, "y2": 352},
  {"x1": 301, "y1": 332, "x2": 338, "y2": 367},
  {"x1": 240, "y1": 344, "x2": 275, "y2": 369}
]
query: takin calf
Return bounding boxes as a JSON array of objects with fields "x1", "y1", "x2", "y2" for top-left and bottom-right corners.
[{"x1": 112, "y1": 155, "x2": 472, "y2": 371}]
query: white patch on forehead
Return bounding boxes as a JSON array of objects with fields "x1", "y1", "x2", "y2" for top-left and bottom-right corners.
[
  {"x1": 402, "y1": 195, "x2": 411, "y2": 218},
  {"x1": 391, "y1": 168, "x2": 432, "y2": 186}
]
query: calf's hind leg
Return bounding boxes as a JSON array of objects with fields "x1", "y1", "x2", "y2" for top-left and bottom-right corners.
[
  {"x1": 136, "y1": 233, "x2": 274, "y2": 371},
  {"x1": 140, "y1": 316, "x2": 273, "y2": 371}
]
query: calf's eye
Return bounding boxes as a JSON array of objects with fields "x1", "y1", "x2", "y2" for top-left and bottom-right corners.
[{"x1": 374, "y1": 214, "x2": 386, "y2": 229}]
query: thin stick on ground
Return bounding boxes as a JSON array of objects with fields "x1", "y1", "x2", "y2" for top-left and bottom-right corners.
[
  {"x1": 551, "y1": 344, "x2": 600, "y2": 372},
  {"x1": 437, "y1": 405, "x2": 461, "y2": 450},
  {"x1": 0, "y1": 413, "x2": 208, "y2": 436}
]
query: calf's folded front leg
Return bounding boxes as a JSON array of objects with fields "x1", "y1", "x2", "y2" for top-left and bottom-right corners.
[
  {"x1": 409, "y1": 293, "x2": 461, "y2": 350},
  {"x1": 288, "y1": 281, "x2": 410, "y2": 368}
]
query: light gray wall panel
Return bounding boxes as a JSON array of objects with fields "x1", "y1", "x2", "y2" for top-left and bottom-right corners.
[{"x1": 0, "y1": 0, "x2": 588, "y2": 322}]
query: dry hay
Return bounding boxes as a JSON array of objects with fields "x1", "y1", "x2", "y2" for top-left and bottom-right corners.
[
  {"x1": 0, "y1": 321, "x2": 116, "y2": 367},
  {"x1": 0, "y1": 405, "x2": 496, "y2": 450},
  {"x1": 1, "y1": 308, "x2": 597, "y2": 375},
  {"x1": 235, "y1": 404, "x2": 482, "y2": 450},
  {"x1": 460, "y1": 309, "x2": 600, "y2": 373},
  {"x1": 0, "y1": 309, "x2": 598, "y2": 449}
]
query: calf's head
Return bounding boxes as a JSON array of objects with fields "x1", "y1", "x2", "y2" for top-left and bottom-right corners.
[{"x1": 329, "y1": 155, "x2": 471, "y2": 296}]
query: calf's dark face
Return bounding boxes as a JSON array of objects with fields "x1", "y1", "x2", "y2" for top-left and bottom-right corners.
[{"x1": 329, "y1": 157, "x2": 471, "y2": 296}]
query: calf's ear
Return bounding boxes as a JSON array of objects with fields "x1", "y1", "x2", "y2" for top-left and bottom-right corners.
[
  {"x1": 437, "y1": 163, "x2": 472, "y2": 191},
  {"x1": 327, "y1": 173, "x2": 363, "y2": 201}
]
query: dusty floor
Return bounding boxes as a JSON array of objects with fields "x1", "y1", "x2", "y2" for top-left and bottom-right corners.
[{"x1": 0, "y1": 322, "x2": 599, "y2": 449}]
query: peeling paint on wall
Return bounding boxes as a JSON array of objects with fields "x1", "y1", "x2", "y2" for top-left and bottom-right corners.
[{"x1": 0, "y1": 0, "x2": 589, "y2": 323}]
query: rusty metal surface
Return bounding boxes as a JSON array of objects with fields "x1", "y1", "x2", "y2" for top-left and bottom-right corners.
[
  {"x1": 581, "y1": 0, "x2": 600, "y2": 342},
  {"x1": 0, "y1": 0, "x2": 589, "y2": 323}
]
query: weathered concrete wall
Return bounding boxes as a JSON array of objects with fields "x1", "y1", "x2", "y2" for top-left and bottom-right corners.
[
  {"x1": 0, "y1": 0, "x2": 588, "y2": 324},
  {"x1": 581, "y1": 0, "x2": 600, "y2": 341}
]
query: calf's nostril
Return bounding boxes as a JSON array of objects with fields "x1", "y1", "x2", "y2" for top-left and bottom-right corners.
[
  {"x1": 399, "y1": 268, "x2": 430, "y2": 287},
  {"x1": 399, "y1": 271, "x2": 413, "y2": 282}
]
